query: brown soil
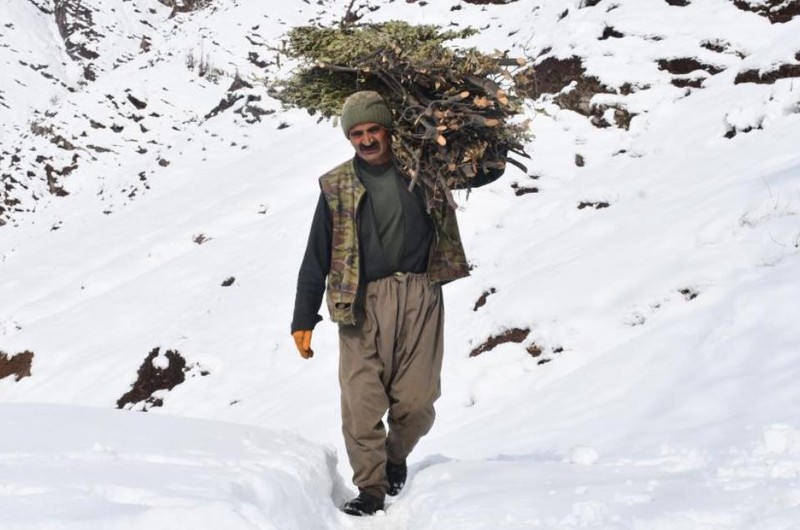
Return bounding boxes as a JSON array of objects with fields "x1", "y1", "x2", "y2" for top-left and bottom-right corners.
[
  {"x1": 117, "y1": 347, "x2": 198, "y2": 409},
  {"x1": 732, "y1": 0, "x2": 800, "y2": 24},
  {"x1": 473, "y1": 288, "x2": 497, "y2": 311},
  {"x1": 469, "y1": 327, "x2": 530, "y2": 357},
  {"x1": 0, "y1": 350, "x2": 34, "y2": 382},
  {"x1": 735, "y1": 58, "x2": 800, "y2": 84}
]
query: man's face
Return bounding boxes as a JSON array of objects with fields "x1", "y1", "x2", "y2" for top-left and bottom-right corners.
[{"x1": 348, "y1": 122, "x2": 392, "y2": 166}]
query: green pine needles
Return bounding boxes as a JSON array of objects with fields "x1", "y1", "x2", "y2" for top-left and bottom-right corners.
[{"x1": 277, "y1": 21, "x2": 531, "y2": 206}]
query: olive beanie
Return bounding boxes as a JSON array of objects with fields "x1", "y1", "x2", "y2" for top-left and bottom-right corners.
[{"x1": 340, "y1": 91, "x2": 393, "y2": 136}]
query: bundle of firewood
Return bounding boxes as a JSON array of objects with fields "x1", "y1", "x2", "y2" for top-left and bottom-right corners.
[{"x1": 278, "y1": 21, "x2": 530, "y2": 208}]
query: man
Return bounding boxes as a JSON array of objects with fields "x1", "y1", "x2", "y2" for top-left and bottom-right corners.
[{"x1": 291, "y1": 91, "x2": 501, "y2": 516}]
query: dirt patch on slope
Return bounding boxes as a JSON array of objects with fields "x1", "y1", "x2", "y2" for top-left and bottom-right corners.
[
  {"x1": 470, "y1": 327, "x2": 530, "y2": 357},
  {"x1": 117, "y1": 347, "x2": 209, "y2": 410},
  {"x1": 731, "y1": 0, "x2": 800, "y2": 24},
  {"x1": 0, "y1": 350, "x2": 34, "y2": 382}
]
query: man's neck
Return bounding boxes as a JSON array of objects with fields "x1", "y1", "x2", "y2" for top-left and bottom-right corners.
[{"x1": 356, "y1": 156, "x2": 393, "y2": 175}]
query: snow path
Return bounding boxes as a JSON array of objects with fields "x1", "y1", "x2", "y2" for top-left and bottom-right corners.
[
  {"x1": 2, "y1": 405, "x2": 799, "y2": 529},
  {"x1": 0, "y1": 404, "x2": 348, "y2": 529}
]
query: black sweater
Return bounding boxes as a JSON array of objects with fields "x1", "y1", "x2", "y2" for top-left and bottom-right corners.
[
  {"x1": 291, "y1": 169, "x2": 432, "y2": 332},
  {"x1": 291, "y1": 160, "x2": 504, "y2": 332}
]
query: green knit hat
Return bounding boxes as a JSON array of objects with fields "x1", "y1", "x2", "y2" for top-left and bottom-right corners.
[{"x1": 340, "y1": 91, "x2": 393, "y2": 136}]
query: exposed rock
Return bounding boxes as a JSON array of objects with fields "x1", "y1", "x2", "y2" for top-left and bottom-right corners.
[
  {"x1": 591, "y1": 104, "x2": 636, "y2": 129},
  {"x1": 578, "y1": 200, "x2": 610, "y2": 209},
  {"x1": 732, "y1": 0, "x2": 800, "y2": 24},
  {"x1": 116, "y1": 347, "x2": 209, "y2": 410},
  {"x1": 725, "y1": 123, "x2": 763, "y2": 138},
  {"x1": 228, "y1": 73, "x2": 253, "y2": 92},
  {"x1": 469, "y1": 327, "x2": 530, "y2": 357},
  {"x1": 599, "y1": 26, "x2": 624, "y2": 40},
  {"x1": 671, "y1": 77, "x2": 705, "y2": 88},
  {"x1": 44, "y1": 156, "x2": 78, "y2": 197},
  {"x1": 206, "y1": 90, "x2": 274, "y2": 124},
  {"x1": 205, "y1": 93, "x2": 244, "y2": 120},
  {"x1": 473, "y1": 287, "x2": 497, "y2": 311},
  {"x1": 700, "y1": 39, "x2": 745, "y2": 58},
  {"x1": 515, "y1": 56, "x2": 614, "y2": 118},
  {"x1": 126, "y1": 94, "x2": 147, "y2": 110},
  {"x1": 679, "y1": 288, "x2": 699, "y2": 300},
  {"x1": 0, "y1": 350, "x2": 34, "y2": 382},
  {"x1": 247, "y1": 51, "x2": 270, "y2": 69},
  {"x1": 27, "y1": 0, "x2": 53, "y2": 15},
  {"x1": 526, "y1": 343, "x2": 564, "y2": 365},
  {"x1": 657, "y1": 58, "x2": 724, "y2": 76},
  {"x1": 511, "y1": 182, "x2": 539, "y2": 196},
  {"x1": 235, "y1": 95, "x2": 275, "y2": 124},
  {"x1": 140, "y1": 36, "x2": 152, "y2": 53},
  {"x1": 735, "y1": 53, "x2": 800, "y2": 84},
  {"x1": 157, "y1": 0, "x2": 213, "y2": 18},
  {"x1": 54, "y1": 0, "x2": 102, "y2": 80},
  {"x1": 30, "y1": 120, "x2": 77, "y2": 150}
]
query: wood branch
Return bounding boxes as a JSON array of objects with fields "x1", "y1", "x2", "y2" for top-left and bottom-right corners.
[
  {"x1": 497, "y1": 57, "x2": 526, "y2": 67},
  {"x1": 317, "y1": 63, "x2": 359, "y2": 74},
  {"x1": 341, "y1": 0, "x2": 359, "y2": 26},
  {"x1": 463, "y1": 75, "x2": 502, "y2": 96},
  {"x1": 440, "y1": 178, "x2": 459, "y2": 209},
  {"x1": 279, "y1": 22, "x2": 532, "y2": 196},
  {"x1": 374, "y1": 67, "x2": 408, "y2": 100},
  {"x1": 508, "y1": 145, "x2": 532, "y2": 159},
  {"x1": 505, "y1": 156, "x2": 529, "y2": 174}
]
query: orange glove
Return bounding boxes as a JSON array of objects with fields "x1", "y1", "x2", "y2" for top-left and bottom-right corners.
[{"x1": 292, "y1": 330, "x2": 314, "y2": 359}]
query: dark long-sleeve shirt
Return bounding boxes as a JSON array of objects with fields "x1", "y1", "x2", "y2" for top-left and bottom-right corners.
[
  {"x1": 291, "y1": 193, "x2": 332, "y2": 332},
  {"x1": 291, "y1": 159, "x2": 505, "y2": 332}
]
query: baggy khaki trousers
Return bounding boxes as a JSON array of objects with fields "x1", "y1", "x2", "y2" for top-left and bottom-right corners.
[{"x1": 338, "y1": 272, "x2": 444, "y2": 499}]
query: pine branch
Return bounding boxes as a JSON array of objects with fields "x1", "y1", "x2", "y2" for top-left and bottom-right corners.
[{"x1": 276, "y1": 21, "x2": 532, "y2": 196}]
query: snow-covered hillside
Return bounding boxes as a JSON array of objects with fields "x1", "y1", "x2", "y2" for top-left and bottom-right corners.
[{"x1": 2, "y1": 0, "x2": 800, "y2": 528}]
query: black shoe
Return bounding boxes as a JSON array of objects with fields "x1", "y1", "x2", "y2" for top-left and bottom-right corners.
[
  {"x1": 386, "y1": 460, "x2": 407, "y2": 497},
  {"x1": 342, "y1": 491, "x2": 384, "y2": 516}
]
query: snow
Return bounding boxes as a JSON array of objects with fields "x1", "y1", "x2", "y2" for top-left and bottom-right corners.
[
  {"x1": 1, "y1": 0, "x2": 800, "y2": 528},
  {"x1": 0, "y1": 404, "x2": 346, "y2": 529}
]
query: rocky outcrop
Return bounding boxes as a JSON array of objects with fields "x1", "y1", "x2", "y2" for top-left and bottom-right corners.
[
  {"x1": 155, "y1": 0, "x2": 212, "y2": 18},
  {"x1": 54, "y1": 0, "x2": 102, "y2": 80},
  {"x1": 26, "y1": 0, "x2": 53, "y2": 14},
  {"x1": 732, "y1": 0, "x2": 800, "y2": 24},
  {"x1": 117, "y1": 347, "x2": 209, "y2": 411},
  {"x1": 735, "y1": 52, "x2": 800, "y2": 84},
  {"x1": 0, "y1": 350, "x2": 34, "y2": 382},
  {"x1": 461, "y1": 0, "x2": 518, "y2": 4},
  {"x1": 514, "y1": 56, "x2": 637, "y2": 129}
]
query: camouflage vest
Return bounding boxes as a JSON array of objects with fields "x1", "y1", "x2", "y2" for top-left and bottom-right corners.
[{"x1": 320, "y1": 158, "x2": 470, "y2": 326}]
